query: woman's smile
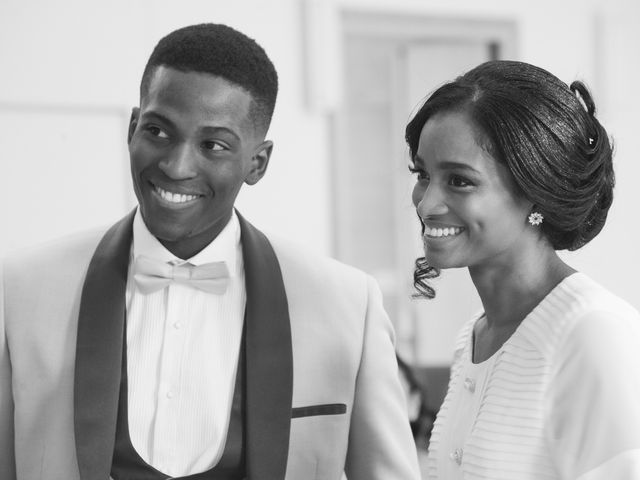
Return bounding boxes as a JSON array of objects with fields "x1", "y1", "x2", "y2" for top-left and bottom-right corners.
[{"x1": 423, "y1": 224, "x2": 465, "y2": 239}]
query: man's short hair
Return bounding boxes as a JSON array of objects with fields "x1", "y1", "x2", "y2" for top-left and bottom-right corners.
[{"x1": 140, "y1": 23, "x2": 278, "y2": 135}]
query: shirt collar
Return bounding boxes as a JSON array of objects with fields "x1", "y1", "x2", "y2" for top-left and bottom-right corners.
[{"x1": 132, "y1": 208, "x2": 241, "y2": 272}]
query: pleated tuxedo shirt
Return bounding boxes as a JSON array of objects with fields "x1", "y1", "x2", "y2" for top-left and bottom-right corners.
[{"x1": 124, "y1": 210, "x2": 246, "y2": 478}]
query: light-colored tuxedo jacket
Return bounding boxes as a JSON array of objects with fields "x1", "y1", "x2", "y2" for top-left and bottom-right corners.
[{"x1": 0, "y1": 211, "x2": 420, "y2": 480}]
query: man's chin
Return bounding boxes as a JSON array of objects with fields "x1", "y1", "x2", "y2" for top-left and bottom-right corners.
[
  {"x1": 140, "y1": 201, "x2": 188, "y2": 230},
  {"x1": 138, "y1": 204, "x2": 231, "y2": 256},
  {"x1": 147, "y1": 223, "x2": 192, "y2": 244}
]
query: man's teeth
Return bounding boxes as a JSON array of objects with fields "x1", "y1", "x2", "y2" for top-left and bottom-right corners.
[
  {"x1": 425, "y1": 226, "x2": 463, "y2": 238},
  {"x1": 155, "y1": 186, "x2": 199, "y2": 203}
]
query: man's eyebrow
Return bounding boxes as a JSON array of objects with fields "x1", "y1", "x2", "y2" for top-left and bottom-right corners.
[
  {"x1": 199, "y1": 125, "x2": 241, "y2": 142},
  {"x1": 141, "y1": 110, "x2": 175, "y2": 127},
  {"x1": 141, "y1": 110, "x2": 241, "y2": 141}
]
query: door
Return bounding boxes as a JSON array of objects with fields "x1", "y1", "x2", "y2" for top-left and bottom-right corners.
[{"x1": 333, "y1": 11, "x2": 516, "y2": 364}]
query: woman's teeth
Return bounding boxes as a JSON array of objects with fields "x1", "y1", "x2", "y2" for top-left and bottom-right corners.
[
  {"x1": 424, "y1": 226, "x2": 463, "y2": 238},
  {"x1": 155, "y1": 186, "x2": 199, "y2": 203}
]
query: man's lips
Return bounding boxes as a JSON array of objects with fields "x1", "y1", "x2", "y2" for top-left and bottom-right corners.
[{"x1": 150, "y1": 183, "x2": 204, "y2": 205}]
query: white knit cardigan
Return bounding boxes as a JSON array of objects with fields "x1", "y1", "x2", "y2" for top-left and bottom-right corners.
[{"x1": 427, "y1": 273, "x2": 640, "y2": 480}]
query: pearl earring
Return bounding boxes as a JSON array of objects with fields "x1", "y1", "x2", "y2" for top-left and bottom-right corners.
[{"x1": 528, "y1": 212, "x2": 544, "y2": 226}]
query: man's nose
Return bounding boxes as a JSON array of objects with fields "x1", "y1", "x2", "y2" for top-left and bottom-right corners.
[
  {"x1": 415, "y1": 184, "x2": 448, "y2": 218},
  {"x1": 158, "y1": 144, "x2": 198, "y2": 179}
]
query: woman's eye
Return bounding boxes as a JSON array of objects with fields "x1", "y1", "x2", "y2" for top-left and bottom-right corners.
[
  {"x1": 202, "y1": 141, "x2": 226, "y2": 151},
  {"x1": 449, "y1": 175, "x2": 472, "y2": 187}
]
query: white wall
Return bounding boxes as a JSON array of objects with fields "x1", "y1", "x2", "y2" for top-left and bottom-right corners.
[{"x1": 2, "y1": 0, "x2": 639, "y2": 362}]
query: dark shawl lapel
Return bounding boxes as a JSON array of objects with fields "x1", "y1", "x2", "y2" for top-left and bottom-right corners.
[
  {"x1": 237, "y1": 212, "x2": 293, "y2": 480},
  {"x1": 74, "y1": 210, "x2": 293, "y2": 480},
  {"x1": 74, "y1": 210, "x2": 134, "y2": 480}
]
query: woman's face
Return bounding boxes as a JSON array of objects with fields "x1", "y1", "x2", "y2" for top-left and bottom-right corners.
[{"x1": 411, "y1": 110, "x2": 533, "y2": 270}]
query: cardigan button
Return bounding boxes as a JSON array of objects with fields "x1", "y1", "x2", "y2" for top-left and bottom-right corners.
[
  {"x1": 463, "y1": 377, "x2": 476, "y2": 393},
  {"x1": 449, "y1": 448, "x2": 463, "y2": 465}
]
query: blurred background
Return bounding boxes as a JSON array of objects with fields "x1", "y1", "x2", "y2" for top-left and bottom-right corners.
[{"x1": 2, "y1": 0, "x2": 639, "y2": 461}]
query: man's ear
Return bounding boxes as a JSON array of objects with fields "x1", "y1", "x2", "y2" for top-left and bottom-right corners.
[
  {"x1": 245, "y1": 140, "x2": 273, "y2": 185},
  {"x1": 127, "y1": 107, "x2": 140, "y2": 144}
]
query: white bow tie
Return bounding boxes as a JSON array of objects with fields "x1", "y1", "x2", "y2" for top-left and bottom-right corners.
[{"x1": 133, "y1": 255, "x2": 230, "y2": 295}]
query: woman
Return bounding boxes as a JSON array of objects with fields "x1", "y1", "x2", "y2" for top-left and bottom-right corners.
[{"x1": 406, "y1": 60, "x2": 640, "y2": 479}]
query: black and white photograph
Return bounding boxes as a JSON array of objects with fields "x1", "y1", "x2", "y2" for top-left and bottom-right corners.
[{"x1": 1, "y1": 0, "x2": 639, "y2": 478}]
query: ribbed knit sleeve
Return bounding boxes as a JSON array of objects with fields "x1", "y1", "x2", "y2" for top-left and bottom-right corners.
[{"x1": 545, "y1": 283, "x2": 640, "y2": 479}]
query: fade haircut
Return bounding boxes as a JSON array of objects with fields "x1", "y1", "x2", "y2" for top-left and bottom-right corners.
[{"x1": 139, "y1": 23, "x2": 278, "y2": 135}]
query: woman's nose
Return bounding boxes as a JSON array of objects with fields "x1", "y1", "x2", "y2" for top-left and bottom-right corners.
[{"x1": 414, "y1": 184, "x2": 448, "y2": 218}]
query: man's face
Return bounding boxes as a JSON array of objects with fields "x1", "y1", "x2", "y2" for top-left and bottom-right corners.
[{"x1": 128, "y1": 66, "x2": 272, "y2": 258}]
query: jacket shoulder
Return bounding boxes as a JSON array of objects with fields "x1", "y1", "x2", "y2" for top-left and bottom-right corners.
[
  {"x1": 2, "y1": 228, "x2": 108, "y2": 285},
  {"x1": 266, "y1": 234, "x2": 369, "y2": 288}
]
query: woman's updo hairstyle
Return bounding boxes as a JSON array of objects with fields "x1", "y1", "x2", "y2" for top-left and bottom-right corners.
[
  {"x1": 406, "y1": 60, "x2": 614, "y2": 251},
  {"x1": 406, "y1": 60, "x2": 614, "y2": 297}
]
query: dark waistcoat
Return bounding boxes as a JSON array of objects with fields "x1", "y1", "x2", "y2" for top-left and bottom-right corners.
[{"x1": 111, "y1": 329, "x2": 246, "y2": 480}]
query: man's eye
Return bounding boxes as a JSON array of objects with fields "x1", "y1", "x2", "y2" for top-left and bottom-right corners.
[
  {"x1": 146, "y1": 126, "x2": 169, "y2": 139},
  {"x1": 202, "y1": 141, "x2": 226, "y2": 151},
  {"x1": 449, "y1": 175, "x2": 472, "y2": 187}
]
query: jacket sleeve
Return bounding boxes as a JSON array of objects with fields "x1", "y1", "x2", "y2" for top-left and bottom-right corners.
[
  {"x1": 0, "y1": 261, "x2": 17, "y2": 480},
  {"x1": 344, "y1": 275, "x2": 421, "y2": 480}
]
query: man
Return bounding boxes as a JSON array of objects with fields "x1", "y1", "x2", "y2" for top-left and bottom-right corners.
[{"x1": 0, "y1": 24, "x2": 420, "y2": 480}]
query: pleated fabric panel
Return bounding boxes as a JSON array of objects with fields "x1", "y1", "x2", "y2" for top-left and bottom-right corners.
[{"x1": 426, "y1": 273, "x2": 628, "y2": 480}]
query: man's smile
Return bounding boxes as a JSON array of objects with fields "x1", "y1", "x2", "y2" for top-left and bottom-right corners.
[{"x1": 151, "y1": 183, "x2": 204, "y2": 205}]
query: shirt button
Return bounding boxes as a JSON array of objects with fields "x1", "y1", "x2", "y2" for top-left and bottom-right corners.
[
  {"x1": 166, "y1": 390, "x2": 174, "y2": 399},
  {"x1": 173, "y1": 321, "x2": 182, "y2": 329},
  {"x1": 449, "y1": 448, "x2": 463, "y2": 465},
  {"x1": 463, "y1": 377, "x2": 476, "y2": 393}
]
